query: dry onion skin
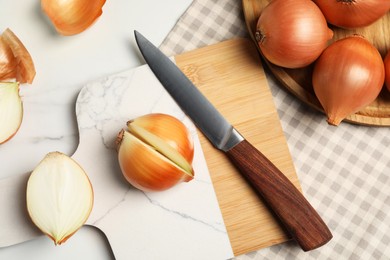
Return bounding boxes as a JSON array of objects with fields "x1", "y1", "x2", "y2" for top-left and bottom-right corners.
[
  {"x1": 0, "y1": 82, "x2": 23, "y2": 144},
  {"x1": 385, "y1": 50, "x2": 390, "y2": 92},
  {"x1": 313, "y1": 0, "x2": 390, "y2": 29},
  {"x1": 116, "y1": 113, "x2": 194, "y2": 192},
  {"x1": 26, "y1": 152, "x2": 94, "y2": 245},
  {"x1": 256, "y1": 0, "x2": 333, "y2": 69},
  {"x1": 313, "y1": 35, "x2": 385, "y2": 126},
  {"x1": 41, "y1": 0, "x2": 106, "y2": 36},
  {"x1": 0, "y1": 28, "x2": 36, "y2": 84}
]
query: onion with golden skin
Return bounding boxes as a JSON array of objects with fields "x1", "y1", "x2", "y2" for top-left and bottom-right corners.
[
  {"x1": 41, "y1": 0, "x2": 106, "y2": 36},
  {"x1": 256, "y1": 0, "x2": 333, "y2": 69},
  {"x1": 385, "y1": 50, "x2": 390, "y2": 92},
  {"x1": 0, "y1": 28, "x2": 35, "y2": 84},
  {"x1": 312, "y1": 35, "x2": 385, "y2": 126},
  {"x1": 116, "y1": 114, "x2": 194, "y2": 192},
  {"x1": 313, "y1": 0, "x2": 390, "y2": 29}
]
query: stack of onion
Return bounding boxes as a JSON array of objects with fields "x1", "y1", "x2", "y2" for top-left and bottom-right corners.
[
  {"x1": 312, "y1": 35, "x2": 385, "y2": 125},
  {"x1": 255, "y1": 0, "x2": 333, "y2": 68}
]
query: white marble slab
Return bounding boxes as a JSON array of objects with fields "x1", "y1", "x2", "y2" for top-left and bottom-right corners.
[{"x1": 0, "y1": 64, "x2": 234, "y2": 260}]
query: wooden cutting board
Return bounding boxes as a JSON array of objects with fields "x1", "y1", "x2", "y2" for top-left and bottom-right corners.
[{"x1": 175, "y1": 38, "x2": 300, "y2": 255}]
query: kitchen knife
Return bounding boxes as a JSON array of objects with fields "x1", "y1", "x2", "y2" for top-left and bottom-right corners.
[{"x1": 134, "y1": 30, "x2": 332, "y2": 251}]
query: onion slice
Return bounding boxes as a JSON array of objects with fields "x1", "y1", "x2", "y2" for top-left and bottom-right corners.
[
  {"x1": 26, "y1": 152, "x2": 94, "y2": 245},
  {"x1": 0, "y1": 82, "x2": 23, "y2": 144}
]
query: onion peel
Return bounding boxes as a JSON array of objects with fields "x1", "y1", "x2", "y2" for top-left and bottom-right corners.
[
  {"x1": 41, "y1": 0, "x2": 106, "y2": 36},
  {"x1": 1, "y1": 28, "x2": 36, "y2": 84}
]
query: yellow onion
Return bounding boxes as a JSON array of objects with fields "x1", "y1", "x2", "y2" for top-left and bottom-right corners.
[
  {"x1": 116, "y1": 113, "x2": 194, "y2": 192},
  {"x1": 26, "y1": 152, "x2": 94, "y2": 245},
  {"x1": 256, "y1": 0, "x2": 333, "y2": 68},
  {"x1": 313, "y1": 35, "x2": 385, "y2": 125},
  {"x1": 0, "y1": 82, "x2": 23, "y2": 144},
  {"x1": 313, "y1": 0, "x2": 390, "y2": 29},
  {"x1": 41, "y1": 0, "x2": 106, "y2": 36},
  {"x1": 0, "y1": 28, "x2": 36, "y2": 84},
  {"x1": 385, "y1": 50, "x2": 390, "y2": 91}
]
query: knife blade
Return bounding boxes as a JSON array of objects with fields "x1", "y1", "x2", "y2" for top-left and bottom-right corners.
[{"x1": 134, "y1": 30, "x2": 332, "y2": 251}]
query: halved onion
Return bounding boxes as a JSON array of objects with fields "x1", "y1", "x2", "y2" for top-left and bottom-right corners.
[
  {"x1": 26, "y1": 152, "x2": 94, "y2": 245},
  {"x1": 41, "y1": 0, "x2": 106, "y2": 36},
  {"x1": 0, "y1": 82, "x2": 23, "y2": 144}
]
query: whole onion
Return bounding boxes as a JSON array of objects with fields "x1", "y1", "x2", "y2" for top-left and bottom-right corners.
[
  {"x1": 313, "y1": 0, "x2": 390, "y2": 29},
  {"x1": 256, "y1": 0, "x2": 333, "y2": 69},
  {"x1": 385, "y1": 50, "x2": 390, "y2": 91},
  {"x1": 312, "y1": 35, "x2": 385, "y2": 125}
]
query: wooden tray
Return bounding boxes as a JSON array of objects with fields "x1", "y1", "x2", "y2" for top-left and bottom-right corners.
[{"x1": 242, "y1": 0, "x2": 390, "y2": 126}]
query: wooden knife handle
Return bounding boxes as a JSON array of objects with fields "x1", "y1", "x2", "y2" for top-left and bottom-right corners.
[{"x1": 226, "y1": 140, "x2": 332, "y2": 251}]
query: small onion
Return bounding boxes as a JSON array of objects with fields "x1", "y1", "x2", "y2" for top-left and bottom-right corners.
[
  {"x1": 313, "y1": 0, "x2": 390, "y2": 29},
  {"x1": 41, "y1": 0, "x2": 106, "y2": 36},
  {"x1": 256, "y1": 0, "x2": 333, "y2": 68},
  {"x1": 116, "y1": 113, "x2": 194, "y2": 192},
  {"x1": 313, "y1": 35, "x2": 385, "y2": 125},
  {"x1": 385, "y1": 50, "x2": 390, "y2": 91}
]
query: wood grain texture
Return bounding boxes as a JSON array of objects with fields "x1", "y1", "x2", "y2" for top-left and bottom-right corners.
[
  {"x1": 175, "y1": 39, "x2": 302, "y2": 255},
  {"x1": 243, "y1": 0, "x2": 390, "y2": 126},
  {"x1": 226, "y1": 140, "x2": 332, "y2": 251}
]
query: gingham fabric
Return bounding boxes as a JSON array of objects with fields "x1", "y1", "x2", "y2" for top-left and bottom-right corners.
[{"x1": 160, "y1": 0, "x2": 390, "y2": 259}]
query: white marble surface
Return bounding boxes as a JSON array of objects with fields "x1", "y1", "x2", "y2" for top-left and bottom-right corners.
[{"x1": 0, "y1": 1, "x2": 208, "y2": 259}]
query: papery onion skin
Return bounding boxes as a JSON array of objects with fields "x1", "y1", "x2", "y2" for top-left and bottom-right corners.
[
  {"x1": 313, "y1": 0, "x2": 390, "y2": 29},
  {"x1": 41, "y1": 0, "x2": 106, "y2": 36},
  {"x1": 117, "y1": 130, "x2": 194, "y2": 192},
  {"x1": 385, "y1": 50, "x2": 390, "y2": 91},
  {"x1": 129, "y1": 113, "x2": 194, "y2": 164},
  {"x1": 313, "y1": 35, "x2": 385, "y2": 125},
  {"x1": 0, "y1": 36, "x2": 17, "y2": 81},
  {"x1": 256, "y1": 0, "x2": 333, "y2": 69},
  {"x1": 1, "y1": 28, "x2": 36, "y2": 84}
]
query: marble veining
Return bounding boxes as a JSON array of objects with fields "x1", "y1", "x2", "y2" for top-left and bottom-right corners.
[{"x1": 71, "y1": 63, "x2": 233, "y2": 259}]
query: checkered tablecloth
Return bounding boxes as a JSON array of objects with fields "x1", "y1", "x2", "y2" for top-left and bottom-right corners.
[{"x1": 160, "y1": 1, "x2": 390, "y2": 259}]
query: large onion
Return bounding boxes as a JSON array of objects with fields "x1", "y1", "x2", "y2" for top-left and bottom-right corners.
[
  {"x1": 313, "y1": 35, "x2": 385, "y2": 125},
  {"x1": 385, "y1": 50, "x2": 390, "y2": 91},
  {"x1": 256, "y1": 0, "x2": 333, "y2": 69},
  {"x1": 313, "y1": 0, "x2": 390, "y2": 29}
]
